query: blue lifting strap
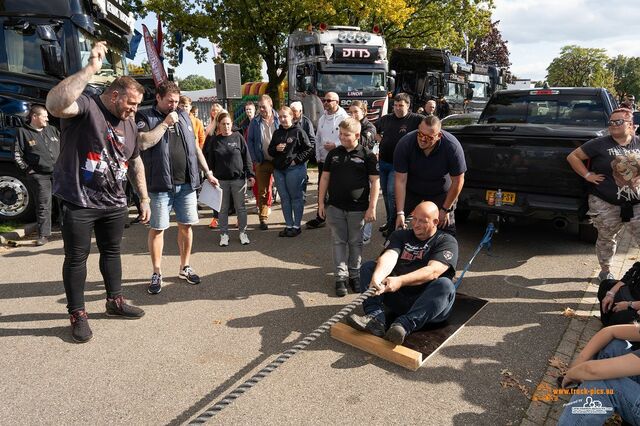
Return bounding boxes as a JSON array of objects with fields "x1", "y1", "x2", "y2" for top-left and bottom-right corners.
[{"x1": 454, "y1": 222, "x2": 495, "y2": 290}]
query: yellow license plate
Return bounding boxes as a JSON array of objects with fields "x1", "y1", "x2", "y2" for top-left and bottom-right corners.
[{"x1": 486, "y1": 190, "x2": 516, "y2": 205}]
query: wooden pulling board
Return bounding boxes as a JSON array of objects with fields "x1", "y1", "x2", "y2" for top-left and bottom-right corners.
[{"x1": 331, "y1": 293, "x2": 488, "y2": 371}]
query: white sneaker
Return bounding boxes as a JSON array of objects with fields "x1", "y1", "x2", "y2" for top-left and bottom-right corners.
[
  {"x1": 239, "y1": 232, "x2": 250, "y2": 245},
  {"x1": 219, "y1": 234, "x2": 229, "y2": 247}
]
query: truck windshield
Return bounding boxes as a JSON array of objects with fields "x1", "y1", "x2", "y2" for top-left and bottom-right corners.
[
  {"x1": 79, "y1": 29, "x2": 127, "y2": 84},
  {"x1": 316, "y1": 72, "x2": 385, "y2": 94},
  {"x1": 479, "y1": 93, "x2": 608, "y2": 128},
  {"x1": 469, "y1": 82, "x2": 488, "y2": 98},
  {"x1": 1, "y1": 23, "x2": 50, "y2": 75}
]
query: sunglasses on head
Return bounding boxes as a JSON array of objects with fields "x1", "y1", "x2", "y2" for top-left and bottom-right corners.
[{"x1": 608, "y1": 119, "x2": 631, "y2": 127}]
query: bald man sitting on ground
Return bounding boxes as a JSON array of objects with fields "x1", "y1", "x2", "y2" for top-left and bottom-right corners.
[{"x1": 347, "y1": 201, "x2": 459, "y2": 344}]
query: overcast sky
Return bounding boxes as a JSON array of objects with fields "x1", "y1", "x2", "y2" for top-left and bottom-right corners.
[
  {"x1": 135, "y1": 1, "x2": 640, "y2": 82},
  {"x1": 493, "y1": 0, "x2": 640, "y2": 81}
]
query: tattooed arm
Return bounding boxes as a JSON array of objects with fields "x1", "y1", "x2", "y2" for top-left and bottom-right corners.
[
  {"x1": 46, "y1": 41, "x2": 107, "y2": 118},
  {"x1": 127, "y1": 156, "x2": 150, "y2": 223}
]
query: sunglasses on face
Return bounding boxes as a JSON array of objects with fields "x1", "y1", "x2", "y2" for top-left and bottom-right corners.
[
  {"x1": 323, "y1": 99, "x2": 337, "y2": 103},
  {"x1": 417, "y1": 131, "x2": 441, "y2": 141},
  {"x1": 608, "y1": 119, "x2": 632, "y2": 127}
]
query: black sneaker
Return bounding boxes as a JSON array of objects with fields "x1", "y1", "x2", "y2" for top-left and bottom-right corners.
[
  {"x1": 105, "y1": 295, "x2": 145, "y2": 318},
  {"x1": 378, "y1": 223, "x2": 388, "y2": 232},
  {"x1": 35, "y1": 236, "x2": 48, "y2": 246},
  {"x1": 179, "y1": 265, "x2": 201, "y2": 285},
  {"x1": 348, "y1": 277, "x2": 360, "y2": 292},
  {"x1": 346, "y1": 313, "x2": 386, "y2": 337},
  {"x1": 259, "y1": 222, "x2": 269, "y2": 230},
  {"x1": 335, "y1": 280, "x2": 348, "y2": 297},
  {"x1": 384, "y1": 322, "x2": 408, "y2": 345},
  {"x1": 285, "y1": 228, "x2": 302, "y2": 237},
  {"x1": 306, "y1": 218, "x2": 326, "y2": 229},
  {"x1": 148, "y1": 273, "x2": 162, "y2": 294},
  {"x1": 278, "y1": 228, "x2": 292, "y2": 237},
  {"x1": 70, "y1": 309, "x2": 93, "y2": 343}
]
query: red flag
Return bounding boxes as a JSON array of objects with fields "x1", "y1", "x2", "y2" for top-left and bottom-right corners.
[
  {"x1": 142, "y1": 24, "x2": 167, "y2": 87},
  {"x1": 156, "y1": 17, "x2": 163, "y2": 59}
]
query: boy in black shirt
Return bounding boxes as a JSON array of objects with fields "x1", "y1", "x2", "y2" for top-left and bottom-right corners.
[{"x1": 318, "y1": 117, "x2": 380, "y2": 296}]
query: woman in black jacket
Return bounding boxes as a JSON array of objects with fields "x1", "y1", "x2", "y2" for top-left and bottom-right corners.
[
  {"x1": 268, "y1": 106, "x2": 314, "y2": 237},
  {"x1": 205, "y1": 112, "x2": 255, "y2": 247}
]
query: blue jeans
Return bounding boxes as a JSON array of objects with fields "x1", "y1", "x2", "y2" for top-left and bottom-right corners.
[
  {"x1": 558, "y1": 340, "x2": 640, "y2": 425},
  {"x1": 273, "y1": 163, "x2": 307, "y2": 228},
  {"x1": 379, "y1": 160, "x2": 395, "y2": 230},
  {"x1": 149, "y1": 184, "x2": 198, "y2": 230},
  {"x1": 359, "y1": 260, "x2": 455, "y2": 333}
]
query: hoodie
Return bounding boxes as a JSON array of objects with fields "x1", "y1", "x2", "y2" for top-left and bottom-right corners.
[{"x1": 268, "y1": 122, "x2": 314, "y2": 170}]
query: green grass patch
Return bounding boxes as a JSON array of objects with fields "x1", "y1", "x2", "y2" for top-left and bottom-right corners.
[{"x1": 0, "y1": 221, "x2": 21, "y2": 233}]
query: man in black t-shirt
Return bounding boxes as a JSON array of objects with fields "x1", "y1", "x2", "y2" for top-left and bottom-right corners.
[
  {"x1": 374, "y1": 93, "x2": 423, "y2": 236},
  {"x1": 347, "y1": 201, "x2": 458, "y2": 344},
  {"x1": 46, "y1": 41, "x2": 150, "y2": 343},
  {"x1": 136, "y1": 81, "x2": 217, "y2": 295}
]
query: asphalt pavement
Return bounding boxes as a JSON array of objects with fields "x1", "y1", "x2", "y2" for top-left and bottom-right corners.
[{"x1": 0, "y1": 173, "x2": 621, "y2": 425}]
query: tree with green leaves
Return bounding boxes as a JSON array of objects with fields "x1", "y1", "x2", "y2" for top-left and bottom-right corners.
[
  {"x1": 546, "y1": 45, "x2": 614, "y2": 91},
  {"x1": 177, "y1": 74, "x2": 214, "y2": 91},
  {"x1": 124, "y1": 0, "x2": 493, "y2": 105},
  {"x1": 608, "y1": 55, "x2": 640, "y2": 99}
]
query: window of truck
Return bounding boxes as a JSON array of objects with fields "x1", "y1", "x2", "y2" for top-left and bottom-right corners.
[
  {"x1": 316, "y1": 72, "x2": 385, "y2": 94},
  {"x1": 79, "y1": 29, "x2": 127, "y2": 84},
  {"x1": 479, "y1": 94, "x2": 608, "y2": 127},
  {"x1": 0, "y1": 21, "x2": 51, "y2": 75}
]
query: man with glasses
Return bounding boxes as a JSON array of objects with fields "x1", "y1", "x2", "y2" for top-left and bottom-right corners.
[
  {"x1": 374, "y1": 93, "x2": 423, "y2": 237},
  {"x1": 394, "y1": 115, "x2": 466, "y2": 235},
  {"x1": 306, "y1": 92, "x2": 348, "y2": 229},
  {"x1": 567, "y1": 107, "x2": 640, "y2": 282}
]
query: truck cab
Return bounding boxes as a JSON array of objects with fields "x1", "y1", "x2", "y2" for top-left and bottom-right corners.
[
  {"x1": 288, "y1": 25, "x2": 389, "y2": 127},
  {"x1": 0, "y1": 0, "x2": 134, "y2": 221}
]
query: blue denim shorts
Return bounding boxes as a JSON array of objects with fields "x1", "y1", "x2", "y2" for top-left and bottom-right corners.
[{"x1": 149, "y1": 184, "x2": 199, "y2": 230}]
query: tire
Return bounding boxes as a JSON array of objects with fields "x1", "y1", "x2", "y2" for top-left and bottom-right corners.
[
  {"x1": 0, "y1": 166, "x2": 36, "y2": 222},
  {"x1": 578, "y1": 222, "x2": 598, "y2": 244}
]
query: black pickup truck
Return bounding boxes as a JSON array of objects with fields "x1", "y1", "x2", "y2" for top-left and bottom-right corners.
[{"x1": 446, "y1": 87, "x2": 618, "y2": 240}]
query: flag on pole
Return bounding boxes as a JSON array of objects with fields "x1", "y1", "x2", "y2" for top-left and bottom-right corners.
[
  {"x1": 142, "y1": 24, "x2": 167, "y2": 87},
  {"x1": 175, "y1": 31, "x2": 184, "y2": 65},
  {"x1": 126, "y1": 29, "x2": 142, "y2": 60}
]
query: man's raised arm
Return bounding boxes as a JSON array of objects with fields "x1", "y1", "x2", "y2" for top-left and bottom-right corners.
[{"x1": 46, "y1": 41, "x2": 107, "y2": 118}]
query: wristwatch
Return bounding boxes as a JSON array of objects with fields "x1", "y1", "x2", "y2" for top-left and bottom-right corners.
[{"x1": 441, "y1": 206, "x2": 454, "y2": 213}]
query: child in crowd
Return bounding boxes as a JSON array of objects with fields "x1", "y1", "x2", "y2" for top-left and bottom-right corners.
[
  {"x1": 318, "y1": 117, "x2": 379, "y2": 296},
  {"x1": 268, "y1": 106, "x2": 314, "y2": 237}
]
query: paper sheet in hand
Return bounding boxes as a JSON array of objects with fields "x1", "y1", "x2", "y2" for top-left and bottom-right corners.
[{"x1": 199, "y1": 181, "x2": 223, "y2": 212}]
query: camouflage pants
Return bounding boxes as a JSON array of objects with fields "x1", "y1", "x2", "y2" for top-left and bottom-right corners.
[{"x1": 588, "y1": 195, "x2": 640, "y2": 270}]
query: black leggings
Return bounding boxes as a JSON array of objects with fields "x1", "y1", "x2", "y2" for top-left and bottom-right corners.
[{"x1": 60, "y1": 202, "x2": 128, "y2": 313}]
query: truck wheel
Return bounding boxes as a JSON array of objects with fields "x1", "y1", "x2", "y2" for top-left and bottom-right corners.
[
  {"x1": 0, "y1": 167, "x2": 36, "y2": 222},
  {"x1": 578, "y1": 223, "x2": 598, "y2": 244}
]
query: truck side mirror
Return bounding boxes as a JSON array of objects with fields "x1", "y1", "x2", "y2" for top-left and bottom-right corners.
[
  {"x1": 40, "y1": 44, "x2": 65, "y2": 78},
  {"x1": 387, "y1": 76, "x2": 395, "y2": 93}
]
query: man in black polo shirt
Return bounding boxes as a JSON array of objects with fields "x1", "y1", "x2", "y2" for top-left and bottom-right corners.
[
  {"x1": 375, "y1": 93, "x2": 423, "y2": 236},
  {"x1": 348, "y1": 201, "x2": 458, "y2": 344},
  {"x1": 394, "y1": 115, "x2": 466, "y2": 235},
  {"x1": 46, "y1": 41, "x2": 150, "y2": 343},
  {"x1": 14, "y1": 105, "x2": 60, "y2": 246},
  {"x1": 318, "y1": 117, "x2": 379, "y2": 296}
]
